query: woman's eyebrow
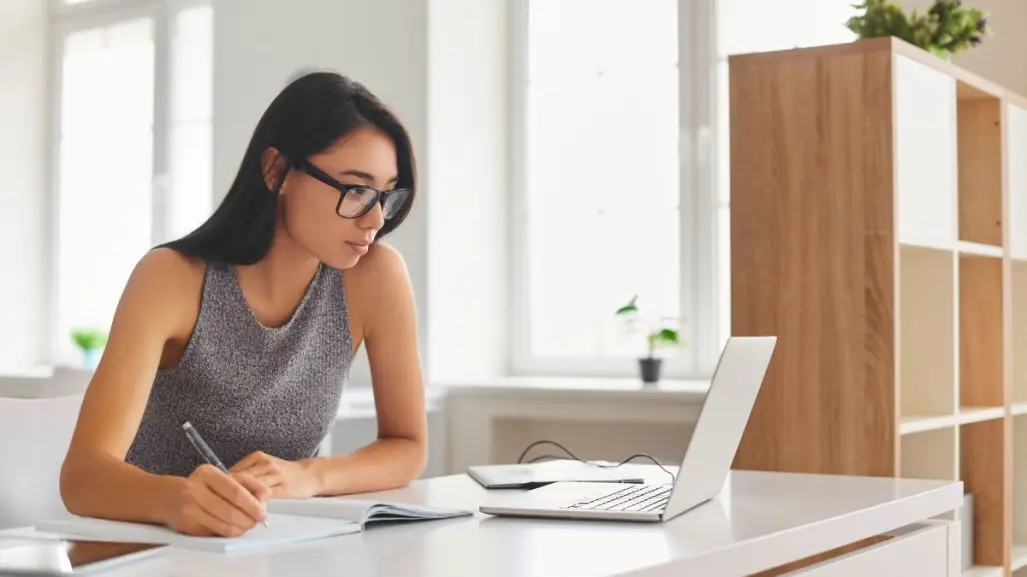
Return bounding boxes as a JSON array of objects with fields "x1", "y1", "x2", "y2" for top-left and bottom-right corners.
[{"x1": 340, "y1": 169, "x2": 399, "y2": 184}]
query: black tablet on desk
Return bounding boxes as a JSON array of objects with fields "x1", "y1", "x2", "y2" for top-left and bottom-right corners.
[
  {"x1": 0, "y1": 537, "x2": 167, "y2": 576},
  {"x1": 468, "y1": 459, "x2": 646, "y2": 489}
]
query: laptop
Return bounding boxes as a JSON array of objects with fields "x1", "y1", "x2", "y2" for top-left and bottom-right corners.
[{"x1": 478, "y1": 335, "x2": 776, "y2": 522}]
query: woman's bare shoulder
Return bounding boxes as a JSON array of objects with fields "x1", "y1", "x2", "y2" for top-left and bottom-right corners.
[
  {"x1": 341, "y1": 242, "x2": 410, "y2": 295},
  {"x1": 340, "y1": 242, "x2": 413, "y2": 335},
  {"x1": 132, "y1": 247, "x2": 207, "y2": 291}
]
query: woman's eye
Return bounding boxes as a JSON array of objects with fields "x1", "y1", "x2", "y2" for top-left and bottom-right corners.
[{"x1": 346, "y1": 187, "x2": 376, "y2": 200}]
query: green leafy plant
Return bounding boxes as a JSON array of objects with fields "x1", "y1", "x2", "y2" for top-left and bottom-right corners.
[
  {"x1": 71, "y1": 329, "x2": 108, "y2": 351},
  {"x1": 614, "y1": 295, "x2": 685, "y2": 359},
  {"x1": 846, "y1": 0, "x2": 989, "y2": 59}
]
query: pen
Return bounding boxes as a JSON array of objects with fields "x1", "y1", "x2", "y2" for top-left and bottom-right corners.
[{"x1": 181, "y1": 421, "x2": 269, "y2": 528}]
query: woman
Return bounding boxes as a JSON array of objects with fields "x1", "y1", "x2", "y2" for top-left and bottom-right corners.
[{"x1": 59, "y1": 71, "x2": 427, "y2": 538}]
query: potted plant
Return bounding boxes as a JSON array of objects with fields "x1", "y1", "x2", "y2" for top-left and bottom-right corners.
[
  {"x1": 71, "y1": 328, "x2": 108, "y2": 369},
  {"x1": 615, "y1": 295, "x2": 685, "y2": 384},
  {"x1": 846, "y1": 0, "x2": 989, "y2": 60}
]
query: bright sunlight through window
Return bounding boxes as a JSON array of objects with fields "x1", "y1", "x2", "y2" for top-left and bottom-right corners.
[{"x1": 522, "y1": 0, "x2": 680, "y2": 362}]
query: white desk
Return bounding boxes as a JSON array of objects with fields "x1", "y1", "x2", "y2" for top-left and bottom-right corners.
[{"x1": 10, "y1": 466, "x2": 963, "y2": 577}]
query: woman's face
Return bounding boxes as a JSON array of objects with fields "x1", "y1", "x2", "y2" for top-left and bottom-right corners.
[{"x1": 277, "y1": 125, "x2": 402, "y2": 269}]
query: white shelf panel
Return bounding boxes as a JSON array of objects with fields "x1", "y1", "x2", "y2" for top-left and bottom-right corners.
[
  {"x1": 958, "y1": 407, "x2": 1006, "y2": 425},
  {"x1": 963, "y1": 566, "x2": 1003, "y2": 577},
  {"x1": 895, "y1": 54, "x2": 957, "y2": 250},
  {"x1": 900, "y1": 414, "x2": 955, "y2": 435},
  {"x1": 1007, "y1": 102, "x2": 1027, "y2": 260},
  {"x1": 1013, "y1": 403, "x2": 1027, "y2": 417},
  {"x1": 957, "y1": 241, "x2": 1003, "y2": 258}
]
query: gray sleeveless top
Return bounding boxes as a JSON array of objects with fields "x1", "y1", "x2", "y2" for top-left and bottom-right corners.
[{"x1": 125, "y1": 260, "x2": 353, "y2": 477}]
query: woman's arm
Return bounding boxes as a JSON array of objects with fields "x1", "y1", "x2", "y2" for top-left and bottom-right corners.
[
  {"x1": 60, "y1": 249, "x2": 268, "y2": 535},
  {"x1": 309, "y1": 243, "x2": 428, "y2": 494}
]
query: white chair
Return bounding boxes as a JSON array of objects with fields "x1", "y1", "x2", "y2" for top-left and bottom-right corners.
[{"x1": 0, "y1": 372, "x2": 87, "y2": 529}]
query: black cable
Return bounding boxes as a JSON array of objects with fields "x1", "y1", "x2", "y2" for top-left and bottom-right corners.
[{"x1": 516, "y1": 439, "x2": 676, "y2": 482}]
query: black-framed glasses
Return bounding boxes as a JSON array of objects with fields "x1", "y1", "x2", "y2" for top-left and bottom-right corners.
[{"x1": 295, "y1": 159, "x2": 411, "y2": 219}]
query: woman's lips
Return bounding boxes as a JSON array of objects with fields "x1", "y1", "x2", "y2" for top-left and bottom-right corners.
[{"x1": 346, "y1": 241, "x2": 369, "y2": 255}]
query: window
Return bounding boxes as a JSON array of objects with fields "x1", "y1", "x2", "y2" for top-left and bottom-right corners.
[
  {"x1": 51, "y1": 0, "x2": 213, "y2": 364},
  {"x1": 513, "y1": 0, "x2": 861, "y2": 378},
  {"x1": 512, "y1": 0, "x2": 704, "y2": 377}
]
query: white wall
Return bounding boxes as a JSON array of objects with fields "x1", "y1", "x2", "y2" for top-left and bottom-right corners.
[
  {"x1": 213, "y1": 0, "x2": 509, "y2": 386},
  {"x1": 426, "y1": 0, "x2": 509, "y2": 380},
  {"x1": 0, "y1": 0, "x2": 47, "y2": 370},
  {"x1": 212, "y1": 0, "x2": 430, "y2": 386}
]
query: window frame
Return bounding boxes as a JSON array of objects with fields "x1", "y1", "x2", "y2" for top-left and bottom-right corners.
[
  {"x1": 46, "y1": 0, "x2": 210, "y2": 364},
  {"x1": 507, "y1": 0, "x2": 723, "y2": 379}
]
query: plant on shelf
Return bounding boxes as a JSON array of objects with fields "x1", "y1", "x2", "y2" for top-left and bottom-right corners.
[
  {"x1": 615, "y1": 295, "x2": 685, "y2": 384},
  {"x1": 71, "y1": 328, "x2": 108, "y2": 369},
  {"x1": 845, "y1": 0, "x2": 989, "y2": 60}
]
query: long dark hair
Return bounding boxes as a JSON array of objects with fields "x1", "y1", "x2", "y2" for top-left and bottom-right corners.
[{"x1": 162, "y1": 71, "x2": 417, "y2": 264}]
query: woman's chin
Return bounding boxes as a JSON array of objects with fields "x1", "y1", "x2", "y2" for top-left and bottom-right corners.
[{"x1": 323, "y1": 252, "x2": 363, "y2": 270}]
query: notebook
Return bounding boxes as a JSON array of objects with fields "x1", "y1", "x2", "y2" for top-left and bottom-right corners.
[
  {"x1": 34, "y1": 513, "x2": 361, "y2": 553},
  {"x1": 265, "y1": 497, "x2": 473, "y2": 528}
]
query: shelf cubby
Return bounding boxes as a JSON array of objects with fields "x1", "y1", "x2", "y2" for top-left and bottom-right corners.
[
  {"x1": 900, "y1": 245, "x2": 957, "y2": 428},
  {"x1": 900, "y1": 426, "x2": 957, "y2": 482},
  {"x1": 959, "y1": 254, "x2": 1005, "y2": 411},
  {"x1": 1014, "y1": 416, "x2": 1027, "y2": 571},
  {"x1": 960, "y1": 419, "x2": 1009, "y2": 569},
  {"x1": 1014, "y1": 262, "x2": 1027, "y2": 408},
  {"x1": 957, "y1": 94, "x2": 1003, "y2": 248}
]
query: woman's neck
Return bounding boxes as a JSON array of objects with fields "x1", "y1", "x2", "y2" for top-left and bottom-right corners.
[{"x1": 237, "y1": 227, "x2": 320, "y2": 304}]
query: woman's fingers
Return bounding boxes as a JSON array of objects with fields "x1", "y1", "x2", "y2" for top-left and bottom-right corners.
[
  {"x1": 183, "y1": 502, "x2": 242, "y2": 537},
  {"x1": 233, "y1": 471, "x2": 273, "y2": 502},
  {"x1": 201, "y1": 468, "x2": 267, "y2": 525},
  {"x1": 229, "y1": 451, "x2": 268, "y2": 473}
]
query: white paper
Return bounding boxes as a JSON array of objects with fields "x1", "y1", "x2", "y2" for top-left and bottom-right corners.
[
  {"x1": 266, "y1": 498, "x2": 472, "y2": 526},
  {"x1": 35, "y1": 514, "x2": 361, "y2": 552},
  {"x1": 266, "y1": 498, "x2": 375, "y2": 524}
]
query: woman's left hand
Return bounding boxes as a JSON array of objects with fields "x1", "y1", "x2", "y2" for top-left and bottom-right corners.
[{"x1": 230, "y1": 451, "x2": 322, "y2": 499}]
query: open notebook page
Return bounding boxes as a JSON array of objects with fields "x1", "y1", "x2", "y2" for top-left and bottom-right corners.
[
  {"x1": 35, "y1": 514, "x2": 361, "y2": 553},
  {"x1": 266, "y1": 498, "x2": 472, "y2": 526}
]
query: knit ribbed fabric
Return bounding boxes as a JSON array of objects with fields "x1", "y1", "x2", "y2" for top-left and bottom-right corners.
[{"x1": 125, "y1": 260, "x2": 352, "y2": 477}]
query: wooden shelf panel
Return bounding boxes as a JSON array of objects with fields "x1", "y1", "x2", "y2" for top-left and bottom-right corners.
[
  {"x1": 900, "y1": 245, "x2": 956, "y2": 420},
  {"x1": 1014, "y1": 262, "x2": 1027, "y2": 404},
  {"x1": 960, "y1": 254, "x2": 1005, "y2": 409},
  {"x1": 728, "y1": 41, "x2": 898, "y2": 477},
  {"x1": 900, "y1": 426, "x2": 956, "y2": 481},
  {"x1": 957, "y1": 96, "x2": 1003, "y2": 246},
  {"x1": 961, "y1": 419, "x2": 1010, "y2": 568}
]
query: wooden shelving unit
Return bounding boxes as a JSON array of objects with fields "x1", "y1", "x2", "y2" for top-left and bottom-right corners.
[{"x1": 728, "y1": 36, "x2": 1027, "y2": 576}]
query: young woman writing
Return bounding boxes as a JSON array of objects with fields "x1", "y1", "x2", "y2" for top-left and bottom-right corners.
[{"x1": 59, "y1": 72, "x2": 427, "y2": 538}]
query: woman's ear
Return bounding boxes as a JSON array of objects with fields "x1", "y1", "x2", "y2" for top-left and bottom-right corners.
[{"x1": 260, "y1": 147, "x2": 289, "y2": 193}]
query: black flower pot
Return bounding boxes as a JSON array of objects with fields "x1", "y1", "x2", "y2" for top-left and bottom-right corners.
[{"x1": 638, "y1": 358, "x2": 662, "y2": 384}]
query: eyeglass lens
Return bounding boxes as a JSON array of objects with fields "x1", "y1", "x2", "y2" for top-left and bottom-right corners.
[{"x1": 338, "y1": 187, "x2": 410, "y2": 219}]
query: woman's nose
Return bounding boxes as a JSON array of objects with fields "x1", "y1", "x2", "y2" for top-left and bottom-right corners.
[{"x1": 359, "y1": 201, "x2": 385, "y2": 231}]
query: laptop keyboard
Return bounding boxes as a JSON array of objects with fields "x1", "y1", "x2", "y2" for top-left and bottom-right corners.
[{"x1": 563, "y1": 484, "x2": 672, "y2": 513}]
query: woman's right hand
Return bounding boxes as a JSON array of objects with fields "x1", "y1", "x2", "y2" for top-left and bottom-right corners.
[{"x1": 164, "y1": 464, "x2": 270, "y2": 536}]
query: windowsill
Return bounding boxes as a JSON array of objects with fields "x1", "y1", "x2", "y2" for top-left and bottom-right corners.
[
  {"x1": 435, "y1": 375, "x2": 711, "y2": 402},
  {"x1": 0, "y1": 365, "x2": 93, "y2": 399}
]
